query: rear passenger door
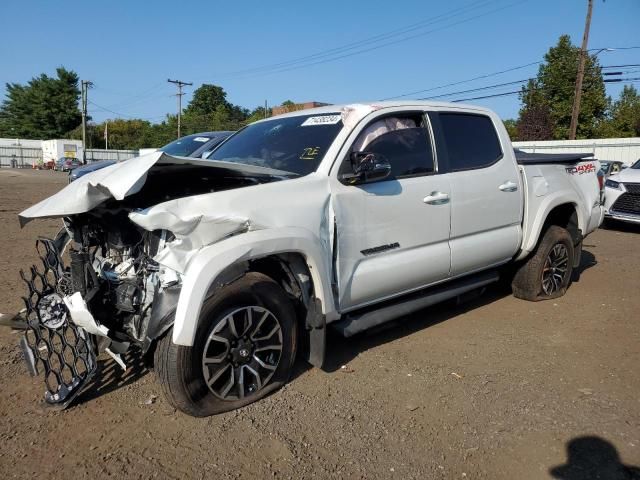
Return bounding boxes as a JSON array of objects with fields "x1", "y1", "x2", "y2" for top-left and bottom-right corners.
[{"x1": 431, "y1": 112, "x2": 523, "y2": 276}]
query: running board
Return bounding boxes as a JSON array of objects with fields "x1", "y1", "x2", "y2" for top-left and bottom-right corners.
[{"x1": 332, "y1": 270, "x2": 499, "y2": 338}]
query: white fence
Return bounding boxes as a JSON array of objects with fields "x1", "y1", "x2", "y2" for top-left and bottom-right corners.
[
  {"x1": 513, "y1": 138, "x2": 640, "y2": 165},
  {"x1": 0, "y1": 146, "x2": 42, "y2": 168},
  {"x1": 85, "y1": 149, "x2": 138, "y2": 163},
  {"x1": 0, "y1": 146, "x2": 139, "y2": 167}
]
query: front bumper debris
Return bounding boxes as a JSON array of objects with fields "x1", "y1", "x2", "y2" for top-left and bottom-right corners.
[{"x1": 19, "y1": 238, "x2": 97, "y2": 408}]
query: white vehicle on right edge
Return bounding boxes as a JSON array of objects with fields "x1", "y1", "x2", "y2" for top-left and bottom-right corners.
[{"x1": 604, "y1": 159, "x2": 640, "y2": 224}]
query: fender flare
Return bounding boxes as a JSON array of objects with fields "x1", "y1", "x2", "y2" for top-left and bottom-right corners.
[
  {"x1": 517, "y1": 191, "x2": 582, "y2": 261},
  {"x1": 171, "y1": 227, "x2": 337, "y2": 346}
]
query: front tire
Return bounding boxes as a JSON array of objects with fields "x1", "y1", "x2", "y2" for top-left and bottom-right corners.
[
  {"x1": 512, "y1": 225, "x2": 574, "y2": 301},
  {"x1": 155, "y1": 272, "x2": 298, "y2": 417}
]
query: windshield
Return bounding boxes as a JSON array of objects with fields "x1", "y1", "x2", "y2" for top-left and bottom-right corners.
[
  {"x1": 208, "y1": 113, "x2": 343, "y2": 176},
  {"x1": 160, "y1": 134, "x2": 214, "y2": 157}
]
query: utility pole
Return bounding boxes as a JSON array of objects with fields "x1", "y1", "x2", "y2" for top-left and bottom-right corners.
[
  {"x1": 81, "y1": 80, "x2": 93, "y2": 164},
  {"x1": 167, "y1": 79, "x2": 192, "y2": 138},
  {"x1": 569, "y1": 0, "x2": 593, "y2": 140}
]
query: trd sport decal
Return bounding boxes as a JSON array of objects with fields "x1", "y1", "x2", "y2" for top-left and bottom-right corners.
[
  {"x1": 566, "y1": 163, "x2": 596, "y2": 175},
  {"x1": 361, "y1": 242, "x2": 400, "y2": 256}
]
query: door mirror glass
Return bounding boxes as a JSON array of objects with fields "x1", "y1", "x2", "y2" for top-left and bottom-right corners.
[{"x1": 341, "y1": 151, "x2": 391, "y2": 184}]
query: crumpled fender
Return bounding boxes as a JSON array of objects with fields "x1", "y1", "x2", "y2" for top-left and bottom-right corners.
[
  {"x1": 129, "y1": 208, "x2": 254, "y2": 274},
  {"x1": 171, "y1": 226, "x2": 338, "y2": 346}
]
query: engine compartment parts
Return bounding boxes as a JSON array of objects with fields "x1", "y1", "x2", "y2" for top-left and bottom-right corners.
[{"x1": 14, "y1": 218, "x2": 184, "y2": 409}]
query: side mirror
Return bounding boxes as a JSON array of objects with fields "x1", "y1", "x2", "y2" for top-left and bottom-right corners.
[{"x1": 340, "y1": 152, "x2": 391, "y2": 184}]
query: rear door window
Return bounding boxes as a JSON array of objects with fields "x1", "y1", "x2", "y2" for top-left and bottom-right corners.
[{"x1": 439, "y1": 113, "x2": 502, "y2": 171}]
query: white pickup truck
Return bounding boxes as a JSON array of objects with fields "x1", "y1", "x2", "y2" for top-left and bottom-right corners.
[{"x1": 7, "y1": 101, "x2": 604, "y2": 416}]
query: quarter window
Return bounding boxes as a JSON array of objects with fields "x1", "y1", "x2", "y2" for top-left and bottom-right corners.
[{"x1": 439, "y1": 113, "x2": 502, "y2": 171}]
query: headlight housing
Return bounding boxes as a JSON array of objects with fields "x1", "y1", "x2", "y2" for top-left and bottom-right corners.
[{"x1": 605, "y1": 179, "x2": 622, "y2": 190}]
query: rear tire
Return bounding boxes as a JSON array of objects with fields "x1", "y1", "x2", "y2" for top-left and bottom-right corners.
[
  {"x1": 512, "y1": 226, "x2": 574, "y2": 301},
  {"x1": 155, "y1": 272, "x2": 298, "y2": 417}
]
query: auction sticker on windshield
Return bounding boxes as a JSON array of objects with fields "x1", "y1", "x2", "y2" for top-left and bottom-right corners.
[
  {"x1": 193, "y1": 137, "x2": 210, "y2": 142},
  {"x1": 301, "y1": 115, "x2": 341, "y2": 126}
]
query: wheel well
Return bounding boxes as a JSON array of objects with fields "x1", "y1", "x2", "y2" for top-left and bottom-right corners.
[
  {"x1": 247, "y1": 253, "x2": 315, "y2": 321},
  {"x1": 543, "y1": 203, "x2": 580, "y2": 244},
  {"x1": 144, "y1": 253, "x2": 317, "y2": 367},
  {"x1": 248, "y1": 254, "x2": 325, "y2": 366}
]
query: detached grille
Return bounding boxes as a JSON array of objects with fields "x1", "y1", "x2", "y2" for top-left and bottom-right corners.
[
  {"x1": 612, "y1": 191, "x2": 640, "y2": 215},
  {"x1": 623, "y1": 183, "x2": 640, "y2": 195}
]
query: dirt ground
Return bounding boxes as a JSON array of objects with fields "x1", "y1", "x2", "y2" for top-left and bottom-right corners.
[{"x1": 0, "y1": 168, "x2": 638, "y2": 479}]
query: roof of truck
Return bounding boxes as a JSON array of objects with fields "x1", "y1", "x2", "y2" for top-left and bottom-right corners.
[{"x1": 267, "y1": 100, "x2": 493, "y2": 121}]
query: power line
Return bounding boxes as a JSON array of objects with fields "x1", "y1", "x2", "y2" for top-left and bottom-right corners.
[
  {"x1": 382, "y1": 52, "x2": 640, "y2": 102},
  {"x1": 384, "y1": 61, "x2": 638, "y2": 102},
  {"x1": 422, "y1": 78, "x2": 531, "y2": 100},
  {"x1": 227, "y1": 0, "x2": 495, "y2": 76},
  {"x1": 99, "y1": 82, "x2": 167, "y2": 110},
  {"x1": 449, "y1": 79, "x2": 640, "y2": 103},
  {"x1": 88, "y1": 100, "x2": 136, "y2": 119},
  {"x1": 600, "y1": 63, "x2": 640, "y2": 68},
  {"x1": 382, "y1": 61, "x2": 541, "y2": 100},
  {"x1": 604, "y1": 77, "x2": 640, "y2": 83},
  {"x1": 88, "y1": 100, "x2": 166, "y2": 121},
  {"x1": 216, "y1": 0, "x2": 529, "y2": 79}
]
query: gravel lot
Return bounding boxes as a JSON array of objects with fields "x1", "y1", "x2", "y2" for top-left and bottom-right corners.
[{"x1": 0, "y1": 169, "x2": 638, "y2": 479}]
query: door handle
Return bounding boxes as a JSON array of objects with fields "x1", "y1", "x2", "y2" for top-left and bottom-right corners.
[
  {"x1": 499, "y1": 181, "x2": 518, "y2": 192},
  {"x1": 423, "y1": 191, "x2": 450, "y2": 205}
]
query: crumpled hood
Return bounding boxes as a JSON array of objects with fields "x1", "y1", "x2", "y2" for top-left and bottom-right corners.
[
  {"x1": 19, "y1": 146, "x2": 332, "y2": 273},
  {"x1": 18, "y1": 151, "x2": 296, "y2": 226},
  {"x1": 19, "y1": 151, "x2": 164, "y2": 226}
]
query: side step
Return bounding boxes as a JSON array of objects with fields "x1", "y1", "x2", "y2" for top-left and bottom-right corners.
[{"x1": 332, "y1": 270, "x2": 499, "y2": 337}]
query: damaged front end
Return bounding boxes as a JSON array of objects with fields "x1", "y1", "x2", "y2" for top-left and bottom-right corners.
[
  {"x1": 18, "y1": 215, "x2": 181, "y2": 408},
  {"x1": 10, "y1": 153, "x2": 280, "y2": 408},
  {"x1": 8, "y1": 150, "x2": 330, "y2": 409}
]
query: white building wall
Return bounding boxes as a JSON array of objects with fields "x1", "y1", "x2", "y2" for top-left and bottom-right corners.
[{"x1": 513, "y1": 138, "x2": 640, "y2": 165}]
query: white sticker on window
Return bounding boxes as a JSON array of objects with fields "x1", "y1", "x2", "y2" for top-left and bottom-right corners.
[
  {"x1": 300, "y1": 115, "x2": 341, "y2": 126},
  {"x1": 193, "y1": 137, "x2": 210, "y2": 142}
]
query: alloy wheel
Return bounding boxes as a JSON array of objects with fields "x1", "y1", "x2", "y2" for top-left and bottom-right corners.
[
  {"x1": 202, "y1": 306, "x2": 283, "y2": 400},
  {"x1": 541, "y1": 243, "x2": 569, "y2": 295}
]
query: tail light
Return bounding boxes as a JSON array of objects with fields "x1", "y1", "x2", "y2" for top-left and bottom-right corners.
[
  {"x1": 597, "y1": 170, "x2": 605, "y2": 205},
  {"x1": 597, "y1": 171, "x2": 604, "y2": 191}
]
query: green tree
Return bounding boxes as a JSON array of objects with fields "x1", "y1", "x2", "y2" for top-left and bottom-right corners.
[
  {"x1": 0, "y1": 67, "x2": 82, "y2": 138},
  {"x1": 598, "y1": 85, "x2": 640, "y2": 137},
  {"x1": 183, "y1": 84, "x2": 229, "y2": 117},
  {"x1": 101, "y1": 119, "x2": 155, "y2": 149},
  {"x1": 181, "y1": 84, "x2": 249, "y2": 133},
  {"x1": 503, "y1": 119, "x2": 518, "y2": 140},
  {"x1": 518, "y1": 35, "x2": 607, "y2": 139},
  {"x1": 517, "y1": 103, "x2": 554, "y2": 141},
  {"x1": 246, "y1": 105, "x2": 272, "y2": 124}
]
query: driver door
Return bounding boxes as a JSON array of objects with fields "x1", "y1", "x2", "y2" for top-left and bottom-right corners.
[{"x1": 331, "y1": 112, "x2": 452, "y2": 311}]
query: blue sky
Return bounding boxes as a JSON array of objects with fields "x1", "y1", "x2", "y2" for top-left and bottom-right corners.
[{"x1": 1, "y1": 0, "x2": 638, "y2": 124}]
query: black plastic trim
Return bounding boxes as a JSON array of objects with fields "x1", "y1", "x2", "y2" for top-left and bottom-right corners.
[{"x1": 332, "y1": 270, "x2": 499, "y2": 338}]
